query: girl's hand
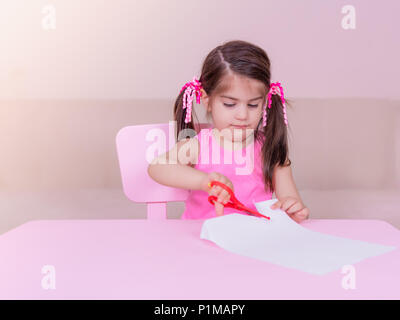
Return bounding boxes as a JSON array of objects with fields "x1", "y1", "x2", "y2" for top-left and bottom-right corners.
[
  {"x1": 201, "y1": 171, "x2": 234, "y2": 217},
  {"x1": 270, "y1": 197, "x2": 310, "y2": 223}
]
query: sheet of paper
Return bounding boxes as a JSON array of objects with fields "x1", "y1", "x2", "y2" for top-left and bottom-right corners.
[{"x1": 200, "y1": 199, "x2": 397, "y2": 275}]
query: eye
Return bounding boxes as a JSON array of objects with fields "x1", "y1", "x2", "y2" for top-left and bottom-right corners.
[{"x1": 223, "y1": 103, "x2": 259, "y2": 108}]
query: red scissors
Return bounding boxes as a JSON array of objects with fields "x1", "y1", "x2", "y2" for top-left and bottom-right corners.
[{"x1": 207, "y1": 180, "x2": 270, "y2": 220}]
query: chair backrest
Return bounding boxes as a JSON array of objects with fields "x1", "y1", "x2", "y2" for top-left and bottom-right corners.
[{"x1": 115, "y1": 122, "x2": 210, "y2": 219}]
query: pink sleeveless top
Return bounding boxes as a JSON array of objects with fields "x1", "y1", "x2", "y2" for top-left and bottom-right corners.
[{"x1": 181, "y1": 128, "x2": 273, "y2": 219}]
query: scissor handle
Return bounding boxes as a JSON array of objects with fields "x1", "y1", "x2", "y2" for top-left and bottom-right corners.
[
  {"x1": 207, "y1": 180, "x2": 270, "y2": 220},
  {"x1": 208, "y1": 195, "x2": 237, "y2": 209},
  {"x1": 208, "y1": 180, "x2": 237, "y2": 203}
]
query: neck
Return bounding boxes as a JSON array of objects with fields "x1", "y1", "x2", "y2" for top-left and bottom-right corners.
[{"x1": 212, "y1": 129, "x2": 254, "y2": 151}]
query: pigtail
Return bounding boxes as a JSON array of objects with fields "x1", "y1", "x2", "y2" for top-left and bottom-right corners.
[{"x1": 255, "y1": 94, "x2": 293, "y2": 195}]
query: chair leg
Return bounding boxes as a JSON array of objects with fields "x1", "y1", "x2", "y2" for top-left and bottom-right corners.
[{"x1": 147, "y1": 202, "x2": 167, "y2": 220}]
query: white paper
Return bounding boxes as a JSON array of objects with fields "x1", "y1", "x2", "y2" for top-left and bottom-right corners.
[{"x1": 200, "y1": 199, "x2": 397, "y2": 275}]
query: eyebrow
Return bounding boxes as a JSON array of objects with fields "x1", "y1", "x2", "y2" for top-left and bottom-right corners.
[{"x1": 220, "y1": 95, "x2": 263, "y2": 101}]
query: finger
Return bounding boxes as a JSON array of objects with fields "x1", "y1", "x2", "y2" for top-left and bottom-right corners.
[
  {"x1": 221, "y1": 196, "x2": 231, "y2": 205},
  {"x1": 286, "y1": 202, "x2": 304, "y2": 214},
  {"x1": 218, "y1": 189, "x2": 230, "y2": 204},
  {"x1": 215, "y1": 201, "x2": 224, "y2": 216},
  {"x1": 224, "y1": 193, "x2": 231, "y2": 204},
  {"x1": 210, "y1": 186, "x2": 218, "y2": 196},
  {"x1": 222, "y1": 179, "x2": 234, "y2": 192},
  {"x1": 214, "y1": 186, "x2": 223, "y2": 198},
  {"x1": 293, "y1": 207, "x2": 310, "y2": 219},
  {"x1": 287, "y1": 208, "x2": 304, "y2": 222},
  {"x1": 270, "y1": 201, "x2": 281, "y2": 210},
  {"x1": 211, "y1": 186, "x2": 223, "y2": 197},
  {"x1": 289, "y1": 214, "x2": 302, "y2": 224},
  {"x1": 281, "y1": 198, "x2": 298, "y2": 212},
  {"x1": 291, "y1": 213, "x2": 305, "y2": 224},
  {"x1": 292, "y1": 210, "x2": 310, "y2": 224}
]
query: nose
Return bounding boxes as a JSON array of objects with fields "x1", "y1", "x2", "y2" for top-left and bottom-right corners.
[{"x1": 235, "y1": 105, "x2": 248, "y2": 120}]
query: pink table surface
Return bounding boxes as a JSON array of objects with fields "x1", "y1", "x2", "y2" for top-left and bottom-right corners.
[{"x1": 0, "y1": 218, "x2": 399, "y2": 300}]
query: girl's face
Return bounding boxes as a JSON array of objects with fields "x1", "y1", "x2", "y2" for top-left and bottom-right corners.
[{"x1": 202, "y1": 73, "x2": 265, "y2": 143}]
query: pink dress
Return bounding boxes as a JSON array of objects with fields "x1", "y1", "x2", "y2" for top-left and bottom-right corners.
[{"x1": 181, "y1": 127, "x2": 273, "y2": 219}]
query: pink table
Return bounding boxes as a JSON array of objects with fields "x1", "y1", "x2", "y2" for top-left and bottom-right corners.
[{"x1": 0, "y1": 218, "x2": 399, "y2": 299}]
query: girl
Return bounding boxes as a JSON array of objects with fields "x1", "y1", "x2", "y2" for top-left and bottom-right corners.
[{"x1": 148, "y1": 40, "x2": 310, "y2": 223}]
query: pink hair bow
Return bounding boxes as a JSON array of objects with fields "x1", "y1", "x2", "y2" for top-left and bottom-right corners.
[
  {"x1": 180, "y1": 76, "x2": 203, "y2": 124},
  {"x1": 263, "y1": 82, "x2": 288, "y2": 127}
]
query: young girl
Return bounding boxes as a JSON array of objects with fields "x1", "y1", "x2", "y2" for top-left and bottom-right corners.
[{"x1": 148, "y1": 40, "x2": 309, "y2": 223}]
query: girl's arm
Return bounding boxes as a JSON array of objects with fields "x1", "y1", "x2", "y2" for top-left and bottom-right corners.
[
  {"x1": 147, "y1": 138, "x2": 209, "y2": 192},
  {"x1": 271, "y1": 162, "x2": 310, "y2": 222},
  {"x1": 272, "y1": 162, "x2": 302, "y2": 202}
]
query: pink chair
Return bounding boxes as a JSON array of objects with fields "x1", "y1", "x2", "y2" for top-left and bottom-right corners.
[{"x1": 115, "y1": 122, "x2": 210, "y2": 220}]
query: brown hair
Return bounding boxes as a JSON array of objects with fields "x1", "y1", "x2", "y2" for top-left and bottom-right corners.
[{"x1": 173, "y1": 40, "x2": 293, "y2": 195}]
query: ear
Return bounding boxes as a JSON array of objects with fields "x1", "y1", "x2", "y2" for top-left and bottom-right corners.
[{"x1": 201, "y1": 89, "x2": 211, "y2": 112}]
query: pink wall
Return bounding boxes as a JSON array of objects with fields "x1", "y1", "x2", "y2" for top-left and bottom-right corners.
[{"x1": 0, "y1": 0, "x2": 399, "y2": 100}]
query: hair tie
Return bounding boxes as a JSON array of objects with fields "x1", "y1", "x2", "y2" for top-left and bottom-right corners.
[
  {"x1": 180, "y1": 76, "x2": 203, "y2": 124},
  {"x1": 263, "y1": 82, "x2": 288, "y2": 127}
]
